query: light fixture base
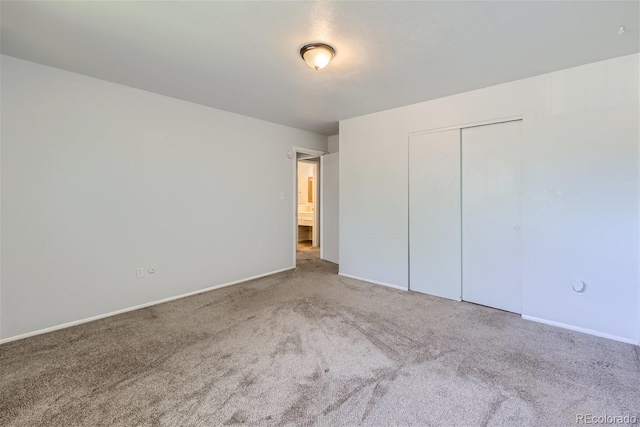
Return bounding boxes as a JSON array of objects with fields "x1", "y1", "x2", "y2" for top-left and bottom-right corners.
[{"x1": 300, "y1": 43, "x2": 336, "y2": 70}]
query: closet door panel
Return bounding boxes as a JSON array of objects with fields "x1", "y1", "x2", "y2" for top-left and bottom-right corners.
[
  {"x1": 409, "y1": 130, "x2": 461, "y2": 300},
  {"x1": 461, "y1": 121, "x2": 522, "y2": 313}
]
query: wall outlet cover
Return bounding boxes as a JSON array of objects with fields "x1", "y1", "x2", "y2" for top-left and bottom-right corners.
[{"x1": 572, "y1": 280, "x2": 586, "y2": 293}]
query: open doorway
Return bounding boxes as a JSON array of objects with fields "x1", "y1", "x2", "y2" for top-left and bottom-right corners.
[
  {"x1": 296, "y1": 155, "x2": 320, "y2": 262},
  {"x1": 291, "y1": 146, "x2": 326, "y2": 266}
]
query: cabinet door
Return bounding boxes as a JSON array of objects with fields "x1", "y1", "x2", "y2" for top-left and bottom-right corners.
[
  {"x1": 462, "y1": 120, "x2": 522, "y2": 313},
  {"x1": 409, "y1": 130, "x2": 461, "y2": 300}
]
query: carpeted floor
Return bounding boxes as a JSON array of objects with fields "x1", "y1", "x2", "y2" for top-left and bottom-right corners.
[{"x1": 1, "y1": 258, "x2": 639, "y2": 426}]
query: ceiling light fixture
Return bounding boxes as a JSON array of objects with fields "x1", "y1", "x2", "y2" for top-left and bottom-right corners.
[{"x1": 300, "y1": 43, "x2": 335, "y2": 71}]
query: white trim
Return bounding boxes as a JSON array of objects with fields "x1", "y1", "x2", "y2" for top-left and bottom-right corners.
[
  {"x1": 292, "y1": 154, "x2": 298, "y2": 266},
  {"x1": 338, "y1": 273, "x2": 408, "y2": 291},
  {"x1": 522, "y1": 315, "x2": 639, "y2": 345},
  {"x1": 293, "y1": 146, "x2": 326, "y2": 157},
  {"x1": 408, "y1": 115, "x2": 523, "y2": 137},
  {"x1": 0, "y1": 266, "x2": 295, "y2": 345},
  {"x1": 312, "y1": 162, "x2": 319, "y2": 247},
  {"x1": 320, "y1": 155, "x2": 324, "y2": 260}
]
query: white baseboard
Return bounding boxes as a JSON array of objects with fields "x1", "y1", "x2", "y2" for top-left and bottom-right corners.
[
  {"x1": 0, "y1": 266, "x2": 295, "y2": 345},
  {"x1": 338, "y1": 273, "x2": 408, "y2": 291},
  {"x1": 522, "y1": 315, "x2": 639, "y2": 346}
]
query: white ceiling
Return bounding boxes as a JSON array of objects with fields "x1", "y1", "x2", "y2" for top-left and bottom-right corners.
[{"x1": 1, "y1": 1, "x2": 638, "y2": 135}]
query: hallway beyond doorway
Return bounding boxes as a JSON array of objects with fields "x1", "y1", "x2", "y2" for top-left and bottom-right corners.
[{"x1": 297, "y1": 240, "x2": 319, "y2": 261}]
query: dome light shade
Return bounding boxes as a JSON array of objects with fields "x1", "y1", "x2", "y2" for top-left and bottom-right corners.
[{"x1": 300, "y1": 43, "x2": 335, "y2": 71}]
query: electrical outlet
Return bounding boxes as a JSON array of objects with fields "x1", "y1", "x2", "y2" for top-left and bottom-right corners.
[{"x1": 136, "y1": 267, "x2": 144, "y2": 279}]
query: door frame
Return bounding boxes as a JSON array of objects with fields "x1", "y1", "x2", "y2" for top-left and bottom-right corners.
[
  {"x1": 319, "y1": 155, "x2": 325, "y2": 260},
  {"x1": 292, "y1": 146, "x2": 326, "y2": 267}
]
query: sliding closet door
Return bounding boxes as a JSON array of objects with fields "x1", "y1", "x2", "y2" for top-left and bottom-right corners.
[
  {"x1": 409, "y1": 130, "x2": 461, "y2": 300},
  {"x1": 461, "y1": 121, "x2": 522, "y2": 313}
]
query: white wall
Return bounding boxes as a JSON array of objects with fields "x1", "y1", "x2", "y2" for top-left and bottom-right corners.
[
  {"x1": 328, "y1": 134, "x2": 339, "y2": 153},
  {"x1": 340, "y1": 54, "x2": 639, "y2": 343},
  {"x1": 321, "y1": 153, "x2": 339, "y2": 264},
  {"x1": 1, "y1": 55, "x2": 327, "y2": 340}
]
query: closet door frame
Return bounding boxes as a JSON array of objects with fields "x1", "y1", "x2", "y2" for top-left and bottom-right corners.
[{"x1": 408, "y1": 116, "x2": 523, "y2": 139}]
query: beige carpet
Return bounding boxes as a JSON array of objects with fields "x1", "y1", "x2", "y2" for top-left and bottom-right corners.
[{"x1": 1, "y1": 258, "x2": 639, "y2": 426}]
